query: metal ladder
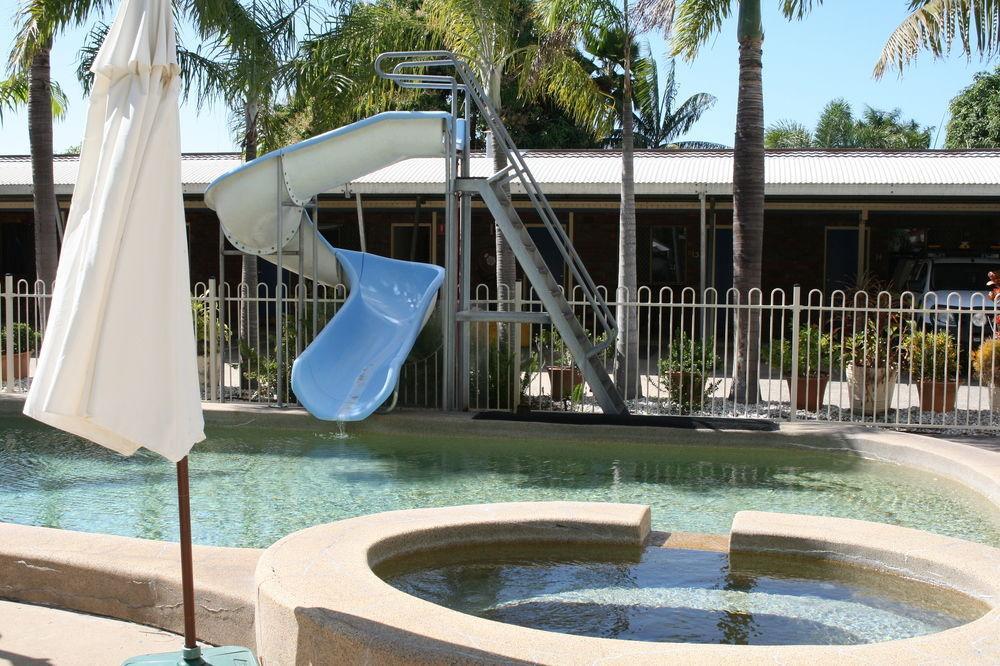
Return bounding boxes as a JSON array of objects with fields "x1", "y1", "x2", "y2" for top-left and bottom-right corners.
[{"x1": 376, "y1": 51, "x2": 627, "y2": 415}]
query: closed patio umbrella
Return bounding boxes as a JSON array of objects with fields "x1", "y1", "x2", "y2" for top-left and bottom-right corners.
[{"x1": 24, "y1": 0, "x2": 254, "y2": 663}]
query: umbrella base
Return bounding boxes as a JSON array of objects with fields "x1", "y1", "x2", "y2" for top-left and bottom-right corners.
[{"x1": 122, "y1": 645, "x2": 257, "y2": 665}]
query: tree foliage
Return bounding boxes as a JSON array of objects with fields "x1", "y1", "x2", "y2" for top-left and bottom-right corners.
[
  {"x1": 945, "y1": 67, "x2": 1000, "y2": 148},
  {"x1": 765, "y1": 98, "x2": 933, "y2": 149},
  {"x1": 0, "y1": 69, "x2": 68, "y2": 122},
  {"x1": 763, "y1": 119, "x2": 811, "y2": 148},
  {"x1": 877, "y1": 0, "x2": 1000, "y2": 77}
]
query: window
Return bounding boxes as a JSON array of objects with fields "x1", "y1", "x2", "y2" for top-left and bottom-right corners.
[
  {"x1": 650, "y1": 226, "x2": 686, "y2": 285},
  {"x1": 391, "y1": 224, "x2": 432, "y2": 263}
]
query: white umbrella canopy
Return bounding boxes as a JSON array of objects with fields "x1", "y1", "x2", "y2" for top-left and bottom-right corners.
[
  {"x1": 22, "y1": 2, "x2": 257, "y2": 661},
  {"x1": 24, "y1": 0, "x2": 204, "y2": 462}
]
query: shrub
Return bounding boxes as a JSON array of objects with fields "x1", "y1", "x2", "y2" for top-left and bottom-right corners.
[
  {"x1": 658, "y1": 329, "x2": 719, "y2": 411},
  {"x1": 843, "y1": 320, "x2": 900, "y2": 368},
  {"x1": 903, "y1": 325, "x2": 958, "y2": 382},
  {"x1": 766, "y1": 325, "x2": 839, "y2": 378},
  {"x1": 0, "y1": 323, "x2": 40, "y2": 355},
  {"x1": 973, "y1": 338, "x2": 1000, "y2": 385}
]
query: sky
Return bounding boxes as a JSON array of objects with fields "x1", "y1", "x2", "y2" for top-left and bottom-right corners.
[{"x1": 0, "y1": 0, "x2": 995, "y2": 154}]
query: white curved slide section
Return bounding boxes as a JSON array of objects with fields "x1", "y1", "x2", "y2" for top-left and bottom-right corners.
[
  {"x1": 204, "y1": 111, "x2": 452, "y2": 420},
  {"x1": 204, "y1": 111, "x2": 452, "y2": 285}
]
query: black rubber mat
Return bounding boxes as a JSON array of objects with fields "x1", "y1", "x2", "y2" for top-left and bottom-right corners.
[{"x1": 472, "y1": 411, "x2": 779, "y2": 431}]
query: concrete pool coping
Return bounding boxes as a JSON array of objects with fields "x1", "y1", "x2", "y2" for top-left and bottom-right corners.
[
  {"x1": 191, "y1": 401, "x2": 1000, "y2": 509},
  {"x1": 255, "y1": 502, "x2": 1000, "y2": 664}
]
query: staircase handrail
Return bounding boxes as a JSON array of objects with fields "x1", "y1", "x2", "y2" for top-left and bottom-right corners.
[{"x1": 374, "y1": 50, "x2": 617, "y2": 354}]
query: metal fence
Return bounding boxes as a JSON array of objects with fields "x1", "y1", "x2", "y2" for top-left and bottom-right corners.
[{"x1": 3, "y1": 276, "x2": 998, "y2": 431}]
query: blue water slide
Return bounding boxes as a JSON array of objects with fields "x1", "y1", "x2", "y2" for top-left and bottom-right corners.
[
  {"x1": 204, "y1": 111, "x2": 454, "y2": 421},
  {"x1": 292, "y1": 246, "x2": 444, "y2": 421}
]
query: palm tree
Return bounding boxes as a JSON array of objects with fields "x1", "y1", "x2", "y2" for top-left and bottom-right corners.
[
  {"x1": 763, "y1": 119, "x2": 811, "y2": 148},
  {"x1": 76, "y1": 0, "x2": 318, "y2": 346},
  {"x1": 877, "y1": 1, "x2": 1000, "y2": 78},
  {"x1": 813, "y1": 98, "x2": 854, "y2": 147},
  {"x1": 0, "y1": 70, "x2": 69, "y2": 287},
  {"x1": 766, "y1": 100, "x2": 933, "y2": 149},
  {"x1": 642, "y1": 0, "x2": 826, "y2": 404},
  {"x1": 630, "y1": 58, "x2": 716, "y2": 148},
  {"x1": 538, "y1": 0, "x2": 646, "y2": 398},
  {"x1": 183, "y1": 0, "x2": 317, "y2": 344},
  {"x1": 8, "y1": 0, "x2": 240, "y2": 288}
]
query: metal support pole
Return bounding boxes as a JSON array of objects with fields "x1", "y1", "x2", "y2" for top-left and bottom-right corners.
[
  {"x1": 3, "y1": 275, "x2": 13, "y2": 392},
  {"x1": 858, "y1": 209, "x2": 868, "y2": 282},
  {"x1": 275, "y1": 155, "x2": 285, "y2": 408},
  {"x1": 217, "y1": 225, "x2": 227, "y2": 400},
  {"x1": 297, "y1": 210, "x2": 305, "y2": 358},
  {"x1": 789, "y1": 284, "x2": 802, "y2": 421},
  {"x1": 311, "y1": 200, "x2": 319, "y2": 340},
  {"x1": 458, "y1": 94, "x2": 472, "y2": 410},
  {"x1": 441, "y1": 97, "x2": 459, "y2": 411},
  {"x1": 208, "y1": 278, "x2": 219, "y2": 402},
  {"x1": 512, "y1": 280, "x2": 522, "y2": 411},
  {"x1": 699, "y1": 190, "x2": 707, "y2": 299},
  {"x1": 355, "y1": 192, "x2": 366, "y2": 253}
]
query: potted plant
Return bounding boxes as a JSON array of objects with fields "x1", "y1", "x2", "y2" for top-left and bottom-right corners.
[
  {"x1": 843, "y1": 320, "x2": 900, "y2": 415},
  {"x1": 535, "y1": 327, "x2": 582, "y2": 402},
  {"x1": 766, "y1": 325, "x2": 839, "y2": 411},
  {"x1": 658, "y1": 329, "x2": 719, "y2": 413},
  {"x1": 903, "y1": 325, "x2": 960, "y2": 413},
  {"x1": 972, "y1": 338, "x2": 1000, "y2": 413},
  {"x1": 1, "y1": 323, "x2": 40, "y2": 381}
]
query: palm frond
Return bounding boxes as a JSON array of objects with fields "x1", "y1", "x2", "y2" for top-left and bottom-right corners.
[
  {"x1": 0, "y1": 68, "x2": 67, "y2": 122},
  {"x1": 665, "y1": 91, "x2": 716, "y2": 140},
  {"x1": 668, "y1": 139, "x2": 727, "y2": 149},
  {"x1": 875, "y1": 0, "x2": 1000, "y2": 78},
  {"x1": 670, "y1": 0, "x2": 733, "y2": 61},
  {"x1": 764, "y1": 119, "x2": 812, "y2": 148},
  {"x1": 10, "y1": 0, "x2": 114, "y2": 69},
  {"x1": 779, "y1": 0, "x2": 827, "y2": 20},
  {"x1": 518, "y1": 43, "x2": 614, "y2": 136}
]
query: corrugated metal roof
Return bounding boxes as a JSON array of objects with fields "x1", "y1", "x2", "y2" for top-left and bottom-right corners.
[
  {"x1": 2, "y1": 150, "x2": 999, "y2": 198},
  {"x1": 0, "y1": 153, "x2": 242, "y2": 196}
]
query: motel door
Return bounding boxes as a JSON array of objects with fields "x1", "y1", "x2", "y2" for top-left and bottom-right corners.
[
  {"x1": 825, "y1": 227, "x2": 861, "y2": 292},
  {"x1": 713, "y1": 227, "x2": 733, "y2": 293},
  {"x1": 527, "y1": 225, "x2": 566, "y2": 285}
]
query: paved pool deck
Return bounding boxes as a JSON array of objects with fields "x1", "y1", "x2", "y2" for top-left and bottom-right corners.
[{"x1": 0, "y1": 600, "x2": 180, "y2": 666}]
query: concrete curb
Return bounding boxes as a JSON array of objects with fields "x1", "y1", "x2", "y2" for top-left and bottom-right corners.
[
  {"x1": 0, "y1": 522, "x2": 260, "y2": 649},
  {"x1": 256, "y1": 503, "x2": 1000, "y2": 665}
]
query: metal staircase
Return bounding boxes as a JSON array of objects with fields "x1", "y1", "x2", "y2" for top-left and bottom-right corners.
[{"x1": 375, "y1": 51, "x2": 628, "y2": 415}]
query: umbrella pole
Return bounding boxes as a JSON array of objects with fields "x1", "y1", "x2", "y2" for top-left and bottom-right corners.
[{"x1": 176, "y1": 456, "x2": 203, "y2": 663}]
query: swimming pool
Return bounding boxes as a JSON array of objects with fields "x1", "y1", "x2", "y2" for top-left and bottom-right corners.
[{"x1": 1, "y1": 416, "x2": 998, "y2": 548}]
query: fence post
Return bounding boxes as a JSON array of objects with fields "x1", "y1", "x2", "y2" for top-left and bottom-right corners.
[
  {"x1": 3, "y1": 275, "x2": 14, "y2": 393},
  {"x1": 788, "y1": 284, "x2": 801, "y2": 421},
  {"x1": 512, "y1": 280, "x2": 523, "y2": 412},
  {"x1": 208, "y1": 278, "x2": 219, "y2": 402}
]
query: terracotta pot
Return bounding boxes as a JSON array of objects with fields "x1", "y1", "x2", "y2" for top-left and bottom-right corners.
[
  {"x1": 786, "y1": 375, "x2": 829, "y2": 411},
  {"x1": 0, "y1": 351, "x2": 29, "y2": 381},
  {"x1": 846, "y1": 365, "x2": 897, "y2": 415},
  {"x1": 917, "y1": 379, "x2": 960, "y2": 413},
  {"x1": 545, "y1": 366, "x2": 583, "y2": 402}
]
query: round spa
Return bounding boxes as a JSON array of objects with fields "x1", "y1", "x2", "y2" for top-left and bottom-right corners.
[{"x1": 253, "y1": 502, "x2": 1000, "y2": 664}]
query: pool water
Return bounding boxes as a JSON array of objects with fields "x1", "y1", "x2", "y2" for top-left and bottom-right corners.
[
  {"x1": 1, "y1": 416, "x2": 998, "y2": 548},
  {"x1": 381, "y1": 545, "x2": 987, "y2": 645}
]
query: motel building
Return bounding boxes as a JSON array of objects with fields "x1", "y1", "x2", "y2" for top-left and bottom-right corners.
[{"x1": 1, "y1": 148, "x2": 999, "y2": 296}]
